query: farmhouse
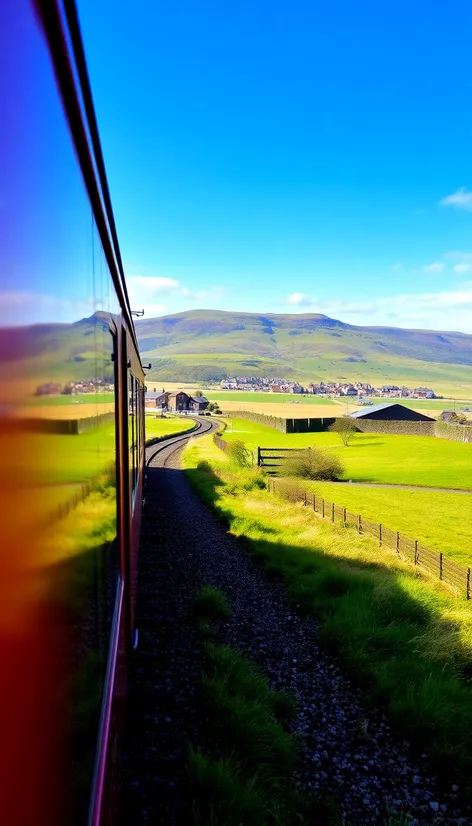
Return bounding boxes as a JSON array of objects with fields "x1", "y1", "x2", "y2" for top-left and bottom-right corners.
[
  {"x1": 145, "y1": 390, "x2": 169, "y2": 410},
  {"x1": 167, "y1": 392, "x2": 209, "y2": 412},
  {"x1": 350, "y1": 402, "x2": 434, "y2": 422}
]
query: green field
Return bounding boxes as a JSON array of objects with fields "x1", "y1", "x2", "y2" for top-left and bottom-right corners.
[
  {"x1": 222, "y1": 417, "x2": 472, "y2": 489},
  {"x1": 145, "y1": 414, "x2": 196, "y2": 441},
  {"x1": 308, "y1": 482, "x2": 472, "y2": 567},
  {"x1": 28, "y1": 393, "x2": 115, "y2": 406}
]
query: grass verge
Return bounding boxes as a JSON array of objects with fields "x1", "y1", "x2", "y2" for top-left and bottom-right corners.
[
  {"x1": 183, "y1": 435, "x2": 472, "y2": 789},
  {"x1": 188, "y1": 588, "x2": 333, "y2": 825}
]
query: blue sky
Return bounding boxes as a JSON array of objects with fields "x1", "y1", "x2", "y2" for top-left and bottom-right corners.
[{"x1": 77, "y1": 0, "x2": 472, "y2": 331}]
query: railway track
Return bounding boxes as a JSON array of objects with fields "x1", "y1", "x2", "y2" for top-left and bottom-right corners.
[{"x1": 145, "y1": 417, "x2": 218, "y2": 470}]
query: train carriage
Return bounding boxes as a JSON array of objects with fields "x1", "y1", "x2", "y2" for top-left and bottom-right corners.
[{"x1": 0, "y1": 1, "x2": 144, "y2": 823}]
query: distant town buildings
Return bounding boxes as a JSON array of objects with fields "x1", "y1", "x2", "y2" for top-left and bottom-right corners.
[{"x1": 219, "y1": 377, "x2": 439, "y2": 399}]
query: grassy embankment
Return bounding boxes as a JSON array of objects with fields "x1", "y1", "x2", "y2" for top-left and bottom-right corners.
[
  {"x1": 189, "y1": 586, "x2": 332, "y2": 825},
  {"x1": 183, "y1": 433, "x2": 472, "y2": 784}
]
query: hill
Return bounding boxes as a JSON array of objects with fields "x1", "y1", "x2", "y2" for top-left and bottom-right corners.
[{"x1": 135, "y1": 309, "x2": 472, "y2": 395}]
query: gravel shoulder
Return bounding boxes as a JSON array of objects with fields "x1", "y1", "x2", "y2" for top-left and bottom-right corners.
[{"x1": 120, "y1": 431, "x2": 471, "y2": 825}]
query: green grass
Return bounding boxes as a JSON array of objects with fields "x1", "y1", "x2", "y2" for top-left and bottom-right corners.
[
  {"x1": 222, "y1": 418, "x2": 472, "y2": 489},
  {"x1": 308, "y1": 483, "x2": 472, "y2": 567},
  {"x1": 145, "y1": 413, "x2": 196, "y2": 442},
  {"x1": 194, "y1": 586, "x2": 231, "y2": 621},
  {"x1": 28, "y1": 392, "x2": 115, "y2": 406},
  {"x1": 189, "y1": 641, "x2": 328, "y2": 825},
  {"x1": 183, "y1": 434, "x2": 472, "y2": 785}
]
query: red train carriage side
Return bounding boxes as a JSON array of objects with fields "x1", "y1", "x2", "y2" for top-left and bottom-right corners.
[{"x1": 0, "y1": 1, "x2": 144, "y2": 823}]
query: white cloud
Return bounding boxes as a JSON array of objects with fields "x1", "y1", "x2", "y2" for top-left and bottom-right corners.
[
  {"x1": 279, "y1": 288, "x2": 472, "y2": 332},
  {"x1": 0, "y1": 291, "x2": 94, "y2": 326},
  {"x1": 287, "y1": 292, "x2": 314, "y2": 307},
  {"x1": 439, "y1": 187, "x2": 472, "y2": 212},
  {"x1": 452, "y1": 263, "x2": 471, "y2": 274},
  {"x1": 127, "y1": 276, "x2": 184, "y2": 297},
  {"x1": 422, "y1": 262, "x2": 444, "y2": 274},
  {"x1": 391, "y1": 262, "x2": 403, "y2": 271},
  {"x1": 126, "y1": 275, "x2": 227, "y2": 318}
]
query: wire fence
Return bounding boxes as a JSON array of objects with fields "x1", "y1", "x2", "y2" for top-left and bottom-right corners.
[{"x1": 266, "y1": 477, "x2": 471, "y2": 600}]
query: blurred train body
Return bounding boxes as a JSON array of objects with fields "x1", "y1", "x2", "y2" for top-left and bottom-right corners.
[{"x1": 0, "y1": 2, "x2": 144, "y2": 823}]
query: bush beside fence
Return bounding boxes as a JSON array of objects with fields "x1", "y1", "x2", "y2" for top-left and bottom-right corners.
[{"x1": 267, "y1": 477, "x2": 471, "y2": 600}]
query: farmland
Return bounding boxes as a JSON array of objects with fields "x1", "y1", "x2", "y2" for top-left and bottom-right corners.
[
  {"x1": 145, "y1": 413, "x2": 196, "y2": 441},
  {"x1": 221, "y1": 417, "x2": 472, "y2": 489},
  {"x1": 307, "y1": 482, "x2": 472, "y2": 567}
]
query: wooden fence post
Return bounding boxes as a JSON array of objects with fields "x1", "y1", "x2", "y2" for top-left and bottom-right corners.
[
  {"x1": 313, "y1": 494, "x2": 316, "y2": 512},
  {"x1": 396, "y1": 531, "x2": 400, "y2": 556},
  {"x1": 257, "y1": 446, "x2": 261, "y2": 467},
  {"x1": 358, "y1": 515, "x2": 362, "y2": 534},
  {"x1": 304, "y1": 490, "x2": 307, "y2": 506},
  {"x1": 331, "y1": 502, "x2": 335, "y2": 522},
  {"x1": 439, "y1": 552, "x2": 443, "y2": 580},
  {"x1": 343, "y1": 507, "x2": 347, "y2": 524},
  {"x1": 379, "y1": 524, "x2": 382, "y2": 546},
  {"x1": 322, "y1": 499, "x2": 325, "y2": 518},
  {"x1": 467, "y1": 568, "x2": 470, "y2": 601},
  {"x1": 414, "y1": 540, "x2": 418, "y2": 566}
]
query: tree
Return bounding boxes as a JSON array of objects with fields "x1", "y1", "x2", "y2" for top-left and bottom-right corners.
[
  {"x1": 195, "y1": 390, "x2": 203, "y2": 397},
  {"x1": 329, "y1": 416, "x2": 357, "y2": 446}
]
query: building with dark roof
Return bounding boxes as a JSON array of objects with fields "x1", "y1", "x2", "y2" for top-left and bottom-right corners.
[{"x1": 350, "y1": 402, "x2": 434, "y2": 422}]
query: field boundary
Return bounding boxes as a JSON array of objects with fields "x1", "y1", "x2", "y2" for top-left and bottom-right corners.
[
  {"x1": 225, "y1": 410, "x2": 472, "y2": 441},
  {"x1": 267, "y1": 477, "x2": 471, "y2": 600}
]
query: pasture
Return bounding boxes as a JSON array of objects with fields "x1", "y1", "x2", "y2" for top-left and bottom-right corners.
[
  {"x1": 145, "y1": 413, "x2": 196, "y2": 441},
  {"x1": 221, "y1": 417, "x2": 472, "y2": 489},
  {"x1": 308, "y1": 482, "x2": 472, "y2": 567}
]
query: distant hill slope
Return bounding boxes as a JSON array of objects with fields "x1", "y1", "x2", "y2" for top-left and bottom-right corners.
[{"x1": 135, "y1": 310, "x2": 472, "y2": 393}]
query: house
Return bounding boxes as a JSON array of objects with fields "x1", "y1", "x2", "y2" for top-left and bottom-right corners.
[
  {"x1": 145, "y1": 390, "x2": 169, "y2": 409},
  {"x1": 350, "y1": 402, "x2": 434, "y2": 422},
  {"x1": 166, "y1": 391, "x2": 209, "y2": 412},
  {"x1": 440, "y1": 411, "x2": 459, "y2": 423},
  {"x1": 189, "y1": 395, "x2": 209, "y2": 411}
]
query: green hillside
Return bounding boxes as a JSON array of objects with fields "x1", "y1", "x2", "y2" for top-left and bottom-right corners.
[{"x1": 135, "y1": 309, "x2": 472, "y2": 395}]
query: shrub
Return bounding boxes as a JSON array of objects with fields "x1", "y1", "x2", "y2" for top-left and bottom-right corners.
[
  {"x1": 281, "y1": 447, "x2": 344, "y2": 480},
  {"x1": 227, "y1": 439, "x2": 252, "y2": 468},
  {"x1": 328, "y1": 416, "x2": 358, "y2": 446}
]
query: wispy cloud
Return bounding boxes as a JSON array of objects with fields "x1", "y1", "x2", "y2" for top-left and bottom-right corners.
[
  {"x1": 283, "y1": 288, "x2": 472, "y2": 332},
  {"x1": 439, "y1": 187, "x2": 472, "y2": 212},
  {"x1": 452, "y1": 263, "x2": 471, "y2": 274},
  {"x1": 422, "y1": 261, "x2": 444, "y2": 274},
  {"x1": 127, "y1": 275, "x2": 226, "y2": 318},
  {"x1": 391, "y1": 262, "x2": 403, "y2": 271},
  {"x1": 286, "y1": 292, "x2": 314, "y2": 307},
  {"x1": 444, "y1": 250, "x2": 472, "y2": 263}
]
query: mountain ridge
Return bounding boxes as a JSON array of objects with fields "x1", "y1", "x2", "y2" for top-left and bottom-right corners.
[{"x1": 135, "y1": 309, "x2": 472, "y2": 392}]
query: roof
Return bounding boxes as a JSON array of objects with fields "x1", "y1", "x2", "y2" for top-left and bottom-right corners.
[
  {"x1": 145, "y1": 391, "x2": 169, "y2": 400},
  {"x1": 190, "y1": 396, "x2": 209, "y2": 403},
  {"x1": 351, "y1": 402, "x2": 410, "y2": 418}
]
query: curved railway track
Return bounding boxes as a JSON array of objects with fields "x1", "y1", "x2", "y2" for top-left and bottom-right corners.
[{"x1": 145, "y1": 416, "x2": 218, "y2": 470}]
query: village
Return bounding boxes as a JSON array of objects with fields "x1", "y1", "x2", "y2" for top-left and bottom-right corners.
[{"x1": 219, "y1": 376, "x2": 440, "y2": 399}]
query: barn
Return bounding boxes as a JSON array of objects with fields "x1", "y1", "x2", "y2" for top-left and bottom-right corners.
[{"x1": 350, "y1": 402, "x2": 434, "y2": 422}]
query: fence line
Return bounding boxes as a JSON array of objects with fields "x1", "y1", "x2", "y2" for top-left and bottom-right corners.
[{"x1": 267, "y1": 477, "x2": 470, "y2": 600}]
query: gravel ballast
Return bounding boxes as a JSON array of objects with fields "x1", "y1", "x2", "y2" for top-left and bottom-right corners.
[{"x1": 120, "y1": 428, "x2": 471, "y2": 825}]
